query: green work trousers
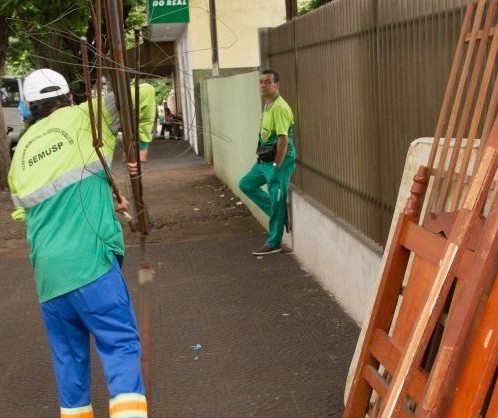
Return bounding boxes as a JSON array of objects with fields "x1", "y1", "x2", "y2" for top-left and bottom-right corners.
[{"x1": 239, "y1": 156, "x2": 296, "y2": 248}]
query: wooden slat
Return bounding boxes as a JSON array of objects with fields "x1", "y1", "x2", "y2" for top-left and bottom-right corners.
[
  {"x1": 343, "y1": 213, "x2": 412, "y2": 417},
  {"x1": 371, "y1": 330, "x2": 428, "y2": 404},
  {"x1": 481, "y1": 73, "x2": 498, "y2": 141},
  {"x1": 446, "y1": 271, "x2": 498, "y2": 418},
  {"x1": 399, "y1": 221, "x2": 445, "y2": 265},
  {"x1": 426, "y1": 1, "x2": 477, "y2": 173},
  {"x1": 400, "y1": 219, "x2": 480, "y2": 281},
  {"x1": 426, "y1": 0, "x2": 483, "y2": 214},
  {"x1": 437, "y1": 0, "x2": 497, "y2": 213},
  {"x1": 370, "y1": 330, "x2": 402, "y2": 377},
  {"x1": 362, "y1": 369, "x2": 415, "y2": 418},
  {"x1": 464, "y1": 25, "x2": 497, "y2": 42},
  {"x1": 391, "y1": 257, "x2": 436, "y2": 347},
  {"x1": 364, "y1": 365, "x2": 389, "y2": 399},
  {"x1": 451, "y1": 1, "x2": 498, "y2": 210}
]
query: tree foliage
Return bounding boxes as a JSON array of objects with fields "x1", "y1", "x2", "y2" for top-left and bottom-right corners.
[
  {"x1": 147, "y1": 77, "x2": 173, "y2": 106},
  {"x1": 0, "y1": 0, "x2": 152, "y2": 188},
  {"x1": 299, "y1": 0, "x2": 333, "y2": 15},
  {"x1": 5, "y1": 1, "x2": 147, "y2": 79},
  {"x1": 3, "y1": 1, "x2": 88, "y2": 77}
]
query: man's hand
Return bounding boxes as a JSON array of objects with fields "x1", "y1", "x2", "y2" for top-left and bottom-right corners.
[
  {"x1": 115, "y1": 194, "x2": 133, "y2": 221},
  {"x1": 115, "y1": 194, "x2": 129, "y2": 212},
  {"x1": 127, "y1": 152, "x2": 148, "y2": 177},
  {"x1": 127, "y1": 162, "x2": 138, "y2": 176},
  {"x1": 269, "y1": 164, "x2": 282, "y2": 184}
]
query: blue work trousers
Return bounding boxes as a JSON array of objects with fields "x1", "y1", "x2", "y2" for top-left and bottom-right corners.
[{"x1": 40, "y1": 260, "x2": 145, "y2": 410}]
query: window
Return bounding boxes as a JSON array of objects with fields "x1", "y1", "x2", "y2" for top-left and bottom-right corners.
[{"x1": 1, "y1": 78, "x2": 21, "y2": 108}]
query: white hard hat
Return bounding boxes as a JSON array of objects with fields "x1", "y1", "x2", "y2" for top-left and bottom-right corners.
[{"x1": 23, "y1": 69, "x2": 70, "y2": 102}]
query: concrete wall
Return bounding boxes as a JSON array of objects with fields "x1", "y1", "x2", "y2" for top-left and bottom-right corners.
[
  {"x1": 188, "y1": 0, "x2": 286, "y2": 69},
  {"x1": 202, "y1": 70, "x2": 385, "y2": 324},
  {"x1": 290, "y1": 190, "x2": 382, "y2": 322},
  {"x1": 176, "y1": 26, "x2": 198, "y2": 152}
]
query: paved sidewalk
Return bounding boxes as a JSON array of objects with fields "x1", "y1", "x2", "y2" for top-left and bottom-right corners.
[{"x1": 0, "y1": 139, "x2": 360, "y2": 417}]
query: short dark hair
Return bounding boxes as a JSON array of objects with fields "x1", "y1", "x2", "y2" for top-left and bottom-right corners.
[
  {"x1": 261, "y1": 69, "x2": 280, "y2": 83},
  {"x1": 21, "y1": 94, "x2": 72, "y2": 135}
]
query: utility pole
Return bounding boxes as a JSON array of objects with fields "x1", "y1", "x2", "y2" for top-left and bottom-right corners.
[
  {"x1": 285, "y1": 0, "x2": 298, "y2": 21},
  {"x1": 209, "y1": 0, "x2": 219, "y2": 76}
]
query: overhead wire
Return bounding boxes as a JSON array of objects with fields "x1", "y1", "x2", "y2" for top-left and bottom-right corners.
[{"x1": 5, "y1": 0, "x2": 254, "y2": 237}]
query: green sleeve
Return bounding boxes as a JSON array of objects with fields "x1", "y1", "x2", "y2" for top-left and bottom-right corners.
[
  {"x1": 7, "y1": 164, "x2": 26, "y2": 221},
  {"x1": 101, "y1": 82, "x2": 156, "y2": 146},
  {"x1": 273, "y1": 105, "x2": 293, "y2": 137},
  {"x1": 137, "y1": 82, "x2": 156, "y2": 145}
]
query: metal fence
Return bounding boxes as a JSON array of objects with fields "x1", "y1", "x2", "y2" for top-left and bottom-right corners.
[{"x1": 265, "y1": 0, "x2": 472, "y2": 245}]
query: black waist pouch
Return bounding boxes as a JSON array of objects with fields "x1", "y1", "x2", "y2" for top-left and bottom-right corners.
[{"x1": 256, "y1": 144, "x2": 277, "y2": 162}]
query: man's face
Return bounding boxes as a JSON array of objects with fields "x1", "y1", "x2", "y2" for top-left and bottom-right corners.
[{"x1": 259, "y1": 73, "x2": 279, "y2": 98}]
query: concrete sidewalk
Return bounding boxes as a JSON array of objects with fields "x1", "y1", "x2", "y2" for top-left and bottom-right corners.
[{"x1": 0, "y1": 139, "x2": 360, "y2": 417}]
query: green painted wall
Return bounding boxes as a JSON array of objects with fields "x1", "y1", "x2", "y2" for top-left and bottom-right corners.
[
  {"x1": 194, "y1": 67, "x2": 257, "y2": 158},
  {"x1": 201, "y1": 71, "x2": 268, "y2": 227}
]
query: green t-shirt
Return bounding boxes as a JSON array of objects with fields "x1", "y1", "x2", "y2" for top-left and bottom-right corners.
[
  {"x1": 8, "y1": 84, "x2": 156, "y2": 302},
  {"x1": 259, "y1": 95, "x2": 296, "y2": 158}
]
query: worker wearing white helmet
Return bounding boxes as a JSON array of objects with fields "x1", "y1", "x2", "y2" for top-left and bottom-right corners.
[{"x1": 8, "y1": 68, "x2": 155, "y2": 418}]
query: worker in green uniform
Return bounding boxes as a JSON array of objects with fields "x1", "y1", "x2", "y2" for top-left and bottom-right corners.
[
  {"x1": 239, "y1": 69, "x2": 296, "y2": 256},
  {"x1": 8, "y1": 68, "x2": 155, "y2": 418}
]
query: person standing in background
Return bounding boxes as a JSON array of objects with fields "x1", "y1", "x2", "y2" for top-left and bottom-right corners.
[{"x1": 239, "y1": 69, "x2": 296, "y2": 256}]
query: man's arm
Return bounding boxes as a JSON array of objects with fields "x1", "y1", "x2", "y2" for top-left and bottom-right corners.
[
  {"x1": 102, "y1": 82, "x2": 156, "y2": 154},
  {"x1": 271, "y1": 101, "x2": 293, "y2": 167},
  {"x1": 137, "y1": 83, "x2": 156, "y2": 163},
  {"x1": 7, "y1": 164, "x2": 27, "y2": 221},
  {"x1": 274, "y1": 135, "x2": 288, "y2": 167}
]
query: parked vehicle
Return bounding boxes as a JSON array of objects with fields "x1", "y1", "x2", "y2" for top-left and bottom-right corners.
[{"x1": 1, "y1": 76, "x2": 24, "y2": 157}]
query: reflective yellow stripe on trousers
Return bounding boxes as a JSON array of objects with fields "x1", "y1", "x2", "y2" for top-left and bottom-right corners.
[
  {"x1": 60, "y1": 404, "x2": 93, "y2": 418},
  {"x1": 109, "y1": 393, "x2": 147, "y2": 418}
]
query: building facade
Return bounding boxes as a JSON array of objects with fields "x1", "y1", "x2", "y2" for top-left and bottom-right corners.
[{"x1": 147, "y1": 0, "x2": 287, "y2": 154}]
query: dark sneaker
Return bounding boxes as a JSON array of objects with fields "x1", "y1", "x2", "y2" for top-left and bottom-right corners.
[{"x1": 252, "y1": 245, "x2": 282, "y2": 256}]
